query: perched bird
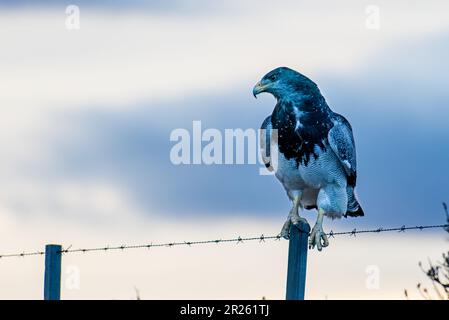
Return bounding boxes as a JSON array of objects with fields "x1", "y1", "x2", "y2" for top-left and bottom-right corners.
[{"x1": 253, "y1": 67, "x2": 364, "y2": 251}]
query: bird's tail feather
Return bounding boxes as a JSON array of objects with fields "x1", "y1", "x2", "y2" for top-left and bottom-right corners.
[{"x1": 345, "y1": 186, "x2": 364, "y2": 217}]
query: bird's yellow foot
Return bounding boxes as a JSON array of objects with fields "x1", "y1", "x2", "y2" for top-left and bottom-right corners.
[{"x1": 309, "y1": 221, "x2": 329, "y2": 251}]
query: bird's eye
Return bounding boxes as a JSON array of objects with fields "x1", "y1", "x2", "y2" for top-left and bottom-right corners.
[{"x1": 268, "y1": 74, "x2": 277, "y2": 81}]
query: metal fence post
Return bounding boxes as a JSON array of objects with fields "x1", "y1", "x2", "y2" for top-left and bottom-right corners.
[
  {"x1": 44, "y1": 244, "x2": 62, "y2": 300},
  {"x1": 286, "y1": 221, "x2": 310, "y2": 300}
]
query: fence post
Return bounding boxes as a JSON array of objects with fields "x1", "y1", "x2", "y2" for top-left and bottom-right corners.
[
  {"x1": 44, "y1": 244, "x2": 62, "y2": 300},
  {"x1": 285, "y1": 221, "x2": 310, "y2": 300}
]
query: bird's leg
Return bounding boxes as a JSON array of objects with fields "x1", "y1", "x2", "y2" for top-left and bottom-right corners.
[
  {"x1": 280, "y1": 195, "x2": 308, "y2": 239},
  {"x1": 309, "y1": 209, "x2": 329, "y2": 251}
]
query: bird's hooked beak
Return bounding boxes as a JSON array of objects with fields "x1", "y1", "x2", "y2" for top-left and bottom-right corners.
[{"x1": 253, "y1": 80, "x2": 271, "y2": 98}]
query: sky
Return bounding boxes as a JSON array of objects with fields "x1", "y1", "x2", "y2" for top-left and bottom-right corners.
[{"x1": 0, "y1": 0, "x2": 448, "y2": 300}]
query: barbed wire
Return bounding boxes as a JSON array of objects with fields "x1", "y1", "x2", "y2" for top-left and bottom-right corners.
[{"x1": 0, "y1": 223, "x2": 448, "y2": 260}]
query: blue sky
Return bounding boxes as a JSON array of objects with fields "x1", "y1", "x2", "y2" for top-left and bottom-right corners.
[{"x1": 0, "y1": 0, "x2": 448, "y2": 299}]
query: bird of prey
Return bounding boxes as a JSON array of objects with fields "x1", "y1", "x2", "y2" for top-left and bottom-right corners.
[{"x1": 253, "y1": 67, "x2": 364, "y2": 251}]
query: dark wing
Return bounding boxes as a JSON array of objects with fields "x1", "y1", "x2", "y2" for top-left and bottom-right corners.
[
  {"x1": 327, "y1": 114, "x2": 357, "y2": 186},
  {"x1": 260, "y1": 116, "x2": 273, "y2": 171}
]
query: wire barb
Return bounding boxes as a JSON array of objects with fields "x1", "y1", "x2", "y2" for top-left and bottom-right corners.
[{"x1": 60, "y1": 245, "x2": 72, "y2": 254}]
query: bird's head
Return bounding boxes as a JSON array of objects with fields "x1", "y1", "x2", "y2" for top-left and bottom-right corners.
[{"x1": 253, "y1": 67, "x2": 319, "y2": 101}]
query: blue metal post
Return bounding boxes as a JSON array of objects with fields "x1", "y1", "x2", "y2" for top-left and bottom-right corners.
[
  {"x1": 44, "y1": 244, "x2": 62, "y2": 300},
  {"x1": 286, "y1": 221, "x2": 310, "y2": 300}
]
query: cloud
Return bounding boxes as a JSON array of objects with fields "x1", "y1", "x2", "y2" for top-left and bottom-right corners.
[
  {"x1": 6, "y1": 79, "x2": 448, "y2": 227},
  {"x1": 2, "y1": 1, "x2": 449, "y2": 115}
]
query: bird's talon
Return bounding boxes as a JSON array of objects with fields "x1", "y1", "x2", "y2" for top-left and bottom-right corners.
[
  {"x1": 280, "y1": 219, "x2": 292, "y2": 239},
  {"x1": 290, "y1": 215, "x2": 308, "y2": 226},
  {"x1": 309, "y1": 224, "x2": 328, "y2": 251}
]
